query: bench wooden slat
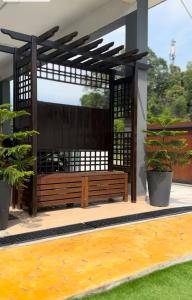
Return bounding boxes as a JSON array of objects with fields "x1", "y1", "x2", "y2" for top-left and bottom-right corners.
[
  {"x1": 89, "y1": 183, "x2": 125, "y2": 192},
  {"x1": 37, "y1": 187, "x2": 82, "y2": 196},
  {"x1": 89, "y1": 178, "x2": 125, "y2": 186},
  {"x1": 38, "y1": 176, "x2": 82, "y2": 184},
  {"x1": 88, "y1": 174, "x2": 125, "y2": 181},
  {"x1": 38, "y1": 192, "x2": 81, "y2": 202},
  {"x1": 89, "y1": 193, "x2": 124, "y2": 201},
  {"x1": 38, "y1": 198, "x2": 81, "y2": 207},
  {"x1": 37, "y1": 182, "x2": 82, "y2": 190},
  {"x1": 89, "y1": 188, "x2": 124, "y2": 197}
]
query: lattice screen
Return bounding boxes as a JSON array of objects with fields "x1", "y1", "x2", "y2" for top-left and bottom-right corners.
[
  {"x1": 37, "y1": 150, "x2": 109, "y2": 173},
  {"x1": 112, "y1": 77, "x2": 133, "y2": 171},
  {"x1": 113, "y1": 77, "x2": 132, "y2": 119},
  {"x1": 37, "y1": 63, "x2": 110, "y2": 89},
  {"x1": 113, "y1": 132, "x2": 132, "y2": 169}
]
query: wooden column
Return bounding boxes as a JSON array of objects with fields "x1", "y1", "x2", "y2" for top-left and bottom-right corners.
[
  {"x1": 130, "y1": 66, "x2": 137, "y2": 203},
  {"x1": 81, "y1": 176, "x2": 88, "y2": 208},
  {"x1": 30, "y1": 36, "x2": 38, "y2": 216},
  {"x1": 108, "y1": 74, "x2": 114, "y2": 171},
  {"x1": 124, "y1": 172, "x2": 128, "y2": 202}
]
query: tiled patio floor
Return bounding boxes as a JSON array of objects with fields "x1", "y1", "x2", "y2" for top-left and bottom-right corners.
[
  {"x1": 169, "y1": 183, "x2": 192, "y2": 207},
  {"x1": 3, "y1": 183, "x2": 192, "y2": 236},
  {"x1": 0, "y1": 213, "x2": 192, "y2": 300}
]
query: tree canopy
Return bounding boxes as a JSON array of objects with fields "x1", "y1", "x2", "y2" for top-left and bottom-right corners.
[
  {"x1": 147, "y1": 49, "x2": 191, "y2": 121},
  {"x1": 80, "y1": 48, "x2": 192, "y2": 131}
]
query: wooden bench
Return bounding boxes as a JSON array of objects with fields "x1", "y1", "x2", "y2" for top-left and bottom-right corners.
[{"x1": 37, "y1": 171, "x2": 128, "y2": 208}]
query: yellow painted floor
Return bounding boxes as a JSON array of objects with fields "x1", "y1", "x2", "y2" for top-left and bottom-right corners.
[{"x1": 0, "y1": 214, "x2": 192, "y2": 300}]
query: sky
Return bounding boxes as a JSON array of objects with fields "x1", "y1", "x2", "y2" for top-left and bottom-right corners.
[
  {"x1": 11, "y1": 0, "x2": 192, "y2": 105},
  {"x1": 148, "y1": 0, "x2": 192, "y2": 70}
]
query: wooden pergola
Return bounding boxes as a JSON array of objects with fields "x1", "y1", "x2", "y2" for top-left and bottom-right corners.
[{"x1": 0, "y1": 26, "x2": 147, "y2": 215}]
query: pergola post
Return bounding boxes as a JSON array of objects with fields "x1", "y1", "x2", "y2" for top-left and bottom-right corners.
[
  {"x1": 31, "y1": 36, "x2": 38, "y2": 216},
  {"x1": 0, "y1": 79, "x2": 12, "y2": 146},
  {"x1": 108, "y1": 74, "x2": 115, "y2": 171},
  {"x1": 125, "y1": 0, "x2": 148, "y2": 201}
]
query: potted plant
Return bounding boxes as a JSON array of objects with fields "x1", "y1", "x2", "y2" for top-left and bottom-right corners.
[
  {"x1": 144, "y1": 115, "x2": 192, "y2": 207},
  {"x1": 0, "y1": 103, "x2": 38, "y2": 230}
]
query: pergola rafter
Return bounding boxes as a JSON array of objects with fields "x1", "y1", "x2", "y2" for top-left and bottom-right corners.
[
  {"x1": 48, "y1": 38, "x2": 103, "y2": 63},
  {"x1": 0, "y1": 26, "x2": 146, "y2": 74},
  {"x1": 43, "y1": 34, "x2": 90, "y2": 61},
  {"x1": 37, "y1": 31, "x2": 78, "y2": 55},
  {"x1": 76, "y1": 45, "x2": 124, "y2": 66}
]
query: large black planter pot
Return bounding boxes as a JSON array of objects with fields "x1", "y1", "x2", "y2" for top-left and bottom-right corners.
[
  {"x1": 0, "y1": 181, "x2": 11, "y2": 230},
  {"x1": 147, "y1": 171, "x2": 173, "y2": 207}
]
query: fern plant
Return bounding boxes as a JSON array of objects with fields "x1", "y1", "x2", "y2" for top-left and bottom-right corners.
[
  {"x1": 0, "y1": 103, "x2": 38, "y2": 187},
  {"x1": 144, "y1": 115, "x2": 192, "y2": 172}
]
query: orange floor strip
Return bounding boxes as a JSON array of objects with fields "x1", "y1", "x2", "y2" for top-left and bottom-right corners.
[{"x1": 0, "y1": 213, "x2": 192, "y2": 300}]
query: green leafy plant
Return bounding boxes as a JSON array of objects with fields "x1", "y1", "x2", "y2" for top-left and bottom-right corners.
[
  {"x1": 144, "y1": 115, "x2": 192, "y2": 172},
  {"x1": 0, "y1": 103, "x2": 38, "y2": 187}
]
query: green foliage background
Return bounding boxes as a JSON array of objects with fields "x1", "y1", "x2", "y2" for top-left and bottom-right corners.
[
  {"x1": 79, "y1": 48, "x2": 192, "y2": 128},
  {"x1": 148, "y1": 49, "x2": 192, "y2": 120}
]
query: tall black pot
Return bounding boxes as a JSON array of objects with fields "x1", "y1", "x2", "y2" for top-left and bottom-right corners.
[
  {"x1": 147, "y1": 171, "x2": 173, "y2": 207},
  {"x1": 0, "y1": 181, "x2": 11, "y2": 230}
]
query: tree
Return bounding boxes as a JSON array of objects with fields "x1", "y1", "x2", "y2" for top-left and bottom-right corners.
[
  {"x1": 170, "y1": 95, "x2": 188, "y2": 119},
  {"x1": 0, "y1": 104, "x2": 38, "y2": 187},
  {"x1": 147, "y1": 48, "x2": 170, "y2": 103},
  {"x1": 80, "y1": 91, "x2": 109, "y2": 109},
  {"x1": 183, "y1": 62, "x2": 192, "y2": 119},
  {"x1": 80, "y1": 48, "x2": 192, "y2": 123},
  {"x1": 145, "y1": 115, "x2": 192, "y2": 172},
  {"x1": 147, "y1": 49, "x2": 170, "y2": 119},
  {"x1": 147, "y1": 48, "x2": 189, "y2": 120},
  {"x1": 147, "y1": 94, "x2": 164, "y2": 120}
]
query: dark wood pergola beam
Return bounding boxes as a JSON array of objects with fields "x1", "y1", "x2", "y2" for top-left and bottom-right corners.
[
  {"x1": 51, "y1": 38, "x2": 103, "y2": 63},
  {"x1": 37, "y1": 31, "x2": 78, "y2": 55},
  {"x1": 69, "y1": 42, "x2": 115, "y2": 65},
  {"x1": 49, "y1": 48, "x2": 142, "y2": 72},
  {"x1": 16, "y1": 26, "x2": 59, "y2": 54},
  {"x1": 1, "y1": 28, "x2": 136, "y2": 70},
  {"x1": 0, "y1": 44, "x2": 15, "y2": 54},
  {"x1": 79, "y1": 45, "x2": 124, "y2": 67},
  {"x1": 37, "y1": 50, "x2": 146, "y2": 75},
  {"x1": 1, "y1": 28, "x2": 32, "y2": 43},
  {"x1": 44, "y1": 35, "x2": 90, "y2": 61},
  {"x1": 38, "y1": 56, "x2": 115, "y2": 75},
  {"x1": 40, "y1": 41, "x2": 141, "y2": 69},
  {"x1": 92, "y1": 51, "x2": 148, "y2": 71},
  {"x1": 90, "y1": 48, "x2": 139, "y2": 68}
]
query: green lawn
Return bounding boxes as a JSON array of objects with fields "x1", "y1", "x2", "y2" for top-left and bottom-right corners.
[{"x1": 77, "y1": 261, "x2": 192, "y2": 300}]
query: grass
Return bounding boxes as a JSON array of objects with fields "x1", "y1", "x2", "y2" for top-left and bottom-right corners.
[{"x1": 77, "y1": 261, "x2": 192, "y2": 300}]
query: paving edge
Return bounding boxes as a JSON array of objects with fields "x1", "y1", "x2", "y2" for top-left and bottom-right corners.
[
  {"x1": 1, "y1": 206, "x2": 192, "y2": 247},
  {"x1": 69, "y1": 255, "x2": 192, "y2": 300}
]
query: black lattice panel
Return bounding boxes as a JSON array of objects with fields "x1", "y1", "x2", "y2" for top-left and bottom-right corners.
[
  {"x1": 113, "y1": 132, "x2": 132, "y2": 169},
  {"x1": 37, "y1": 63, "x2": 110, "y2": 89},
  {"x1": 14, "y1": 61, "x2": 32, "y2": 133},
  {"x1": 113, "y1": 78, "x2": 132, "y2": 119},
  {"x1": 37, "y1": 150, "x2": 109, "y2": 174},
  {"x1": 15, "y1": 65, "x2": 32, "y2": 110}
]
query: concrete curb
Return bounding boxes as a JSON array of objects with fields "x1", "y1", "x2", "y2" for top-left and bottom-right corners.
[{"x1": 69, "y1": 255, "x2": 192, "y2": 300}]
